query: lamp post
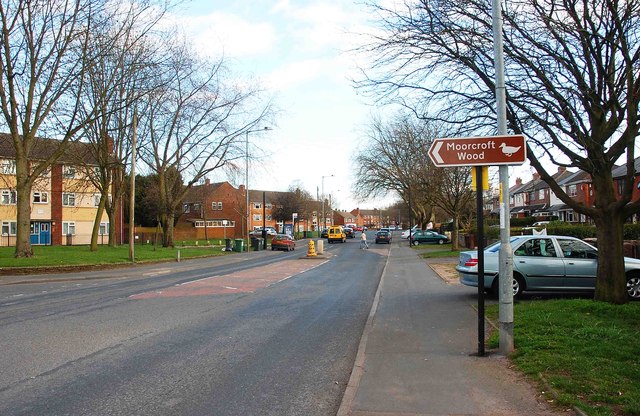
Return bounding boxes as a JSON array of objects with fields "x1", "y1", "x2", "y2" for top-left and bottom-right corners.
[
  {"x1": 245, "y1": 127, "x2": 272, "y2": 252},
  {"x1": 321, "y1": 174, "x2": 334, "y2": 230}
]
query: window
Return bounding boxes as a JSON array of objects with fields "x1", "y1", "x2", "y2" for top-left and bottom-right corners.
[
  {"x1": 254, "y1": 203, "x2": 261, "y2": 209},
  {"x1": 63, "y1": 165, "x2": 76, "y2": 178},
  {"x1": 1, "y1": 189, "x2": 17, "y2": 205},
  {"x1": 217, "y1": 202, "x2": 223, "y2": 210},
  {"x1": 62, "y1": 222, "x2": 76, "y2": 235},
  {"x1": 528, "y1": 191, "x2": 535, "y2": 202},
  {"x1": 253, "y1": 214, "x2": 262, "y2": 221},
  {"x1": 99, "y1": 222, "x2": 109, "y2": 235},
  {"x1": 33, "y1": 192, "x2": 48, "y2": 204},
  {"x1": 538, "y1": 189, "x2": 545, "y2": 199},
  {"x1": 193, "y1": 203, "x2": 201, "y2": 213},
  {"x1": 194, "y1": 220, "x2": 205, "y2": 227},
  {"x1": 1, "y1": 160, "x2": 16, "y2": 174},
  {"x1": 568, "y1": 184, "x2": 577, "y2": 197},
  {"x1": 62, "y1": 193, "x2": 76, "y2": 206},
  {"x1": 2, "y1": 221, "x2": 17, "y2": 235},
  {"x1": 558, "y1": 239, "x2": 597, "y2": 259},
  {"x1": 183, "y1": 204, "x2": 190, "y2": 213},
  {"x1": 514, "y1": 238, "x2": 557, "y2": 257},
  {"x1": 265, "y1": 203, "x2": 272, "y2": 209},
  {"x1": 94, "y1": 194, "x2": 101, "y2": 207},
  {"x1": 266, "y1": 215, "x2": 272, "y2": 221}
]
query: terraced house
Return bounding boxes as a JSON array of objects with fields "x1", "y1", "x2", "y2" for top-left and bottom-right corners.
[{"x1": 0, "y1": 135, "x2": 121, "y2": 246}]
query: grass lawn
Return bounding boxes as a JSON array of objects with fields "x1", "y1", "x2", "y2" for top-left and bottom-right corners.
[
  {"x1": 487, "y1": 300, "x2": 640, "y2": 416},
  {"x1": 411, "y1": 242, "x2": 460, "y2": 259},
  {"x1": 0, "y1": 243, "x2": 231, "y2": 269}
]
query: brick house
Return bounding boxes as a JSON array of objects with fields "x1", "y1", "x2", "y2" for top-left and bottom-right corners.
[
  {"x1": 0, "y1": 134, "x2": 120, "y2": 246},
  {"x1": 177, "y1": 180, "x2": 244, "y2": 240}
]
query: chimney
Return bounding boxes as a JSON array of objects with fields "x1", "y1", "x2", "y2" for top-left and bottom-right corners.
[
  {"x1": 205, "y1": 178, "x2": 210, "y2": 186},
  {"x1": 557, "y1": 166, "x2": 566, "y2": 174},
  {"x1": 516, "y1": 178, "x2": 522, "y2": 185},
  {"x1": 533, "y1": 172, "x2": 540, "y2": 181}
]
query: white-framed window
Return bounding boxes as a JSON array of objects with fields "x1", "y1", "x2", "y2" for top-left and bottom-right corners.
[
  {"x1": 254, "y1": 203, "x2": 261, "y2": 209},
  {"x1": 62, "y1": 221, "x2": 76, "y2": 235},
  {"x1": 33, "y1": 191, "x2": 48, "y2": 204},
  {"x1": 253, "y1": 214, "x2": 262, "y2": 221},
  {"x1": 217, "y1": 202, "x2": 223, "y2": 210},
  {"x1": 568, "y1": 184, "x2": 577, "y2": 197},
  {"x1": 1, "y1": 189, "x2": 17, "y2": 205},
  {"x1": 62, "y1": 193, "x2": 76, "y2": 206},
  {"x1": 193, "y1": 203, "x2": 201, "y2": 213},
  {"x1": 93, "y1": 166, "x2": 101, "y2": 178},
  {"x1": 94, "y1": 194, "x2": 101, "y2": 207},
  {"x1": 266, "y1": 215, "x2": 272, "y2": 221},
  {"x1": 99, "y1": 222, "x2": 109, "y2": 235},
  {"x1": 1, "y1": 160, "x2": 16, "y2": 174},
  {"x1": 194, "y1": 220, "x2": 236, "y2": 228},
  {"x1": 63, "y1": 165, "x2": 76, "y2": 178},
  {"x1": 1, "y1": 221, "x2": 17, "y2": 235},
  {"x1": 538, "y1": 189, "x2": 544, "y2": 199},
  {"x1": 265, "y1": 203, "x2": 272, "y2": 209},
  {"x1": 183, "y1": 203, "x2": 190, "y2": 213}
]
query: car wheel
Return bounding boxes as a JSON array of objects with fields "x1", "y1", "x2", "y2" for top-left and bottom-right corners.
[
  {"x1": 438, "y1": 239, "x2": 444, "y2": 245},
  {"x1": 626, "y1": 274, "x2": 640, "y2": 299},
  {"x1": 412, "y1": 240, "x2": 419, "y2": 246},
  {"x1": 513, "y1": 274, "x2": 525, "y2": 298}
]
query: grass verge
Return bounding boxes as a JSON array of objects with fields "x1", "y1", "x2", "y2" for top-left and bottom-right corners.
[
  {"x1": 487, "y1": 299, "x2": 640, "y2": 416},
  {"x1": 0, "y1": 244, "x2": 231, "y2": 269},
  {"x1": 412, "y1": 243, "x2": 460, "y2": 259}
]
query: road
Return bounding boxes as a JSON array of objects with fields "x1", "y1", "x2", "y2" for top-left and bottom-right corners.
[{"x1": 0, "y1": 235, "x2": 389, "y2": 416}]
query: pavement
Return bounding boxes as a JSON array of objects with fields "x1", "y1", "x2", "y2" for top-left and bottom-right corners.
[{"x1": 337, "y1": 242, "x2": 571, "y2": 416}]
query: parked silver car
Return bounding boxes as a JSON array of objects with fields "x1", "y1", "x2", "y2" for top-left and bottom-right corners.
[{"x1": 456, "y1": 235, "x2": 640, "y2": 299}]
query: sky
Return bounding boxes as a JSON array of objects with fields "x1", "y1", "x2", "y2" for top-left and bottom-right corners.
[{"x1": 169, "y1": 0, "x2": 536, "y2": 211}]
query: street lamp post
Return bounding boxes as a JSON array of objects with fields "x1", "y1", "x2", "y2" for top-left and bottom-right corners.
[
  {"x1": 321, "y1": 174, "x2": 334, "y2": 230},
  {"x1": 245, "y1": 127, "x2": 272, "y2": 252}
]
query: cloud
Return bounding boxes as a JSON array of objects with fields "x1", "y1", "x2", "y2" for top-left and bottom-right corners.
[{"x1": 175, "y1": 11, "x2": 277, "y2": 59}]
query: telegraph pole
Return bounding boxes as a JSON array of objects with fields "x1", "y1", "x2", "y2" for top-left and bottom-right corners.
[
  {"x1": 129, "y1": 110, "x2": 137, "y2": 262},
  {"x1": 492, "y1": 0, "x2": 514, "y2": 354}
]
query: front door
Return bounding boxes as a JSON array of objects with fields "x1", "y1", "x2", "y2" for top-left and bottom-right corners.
[{"x1": 29, "y1": 221, "x2": 51, "y2": 245}]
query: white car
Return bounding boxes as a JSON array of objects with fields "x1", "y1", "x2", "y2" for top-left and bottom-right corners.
[
  {"x1": 456, "y1": 235, "x2": 640, "y2": 298},
  {"x1": 401, "y1": 225, "x2": 418, "y2": 239},
  {"x1": 250, "y1": 227, "x2": 277, "y2": 236}
]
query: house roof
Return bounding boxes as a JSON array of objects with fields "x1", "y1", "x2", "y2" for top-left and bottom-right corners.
[
  {"x1": 0, "y1": 132, "x2": 100, "y2": 165},
  {"x1": 611, "y1": 157, "x2": 640, "y2": 179}
]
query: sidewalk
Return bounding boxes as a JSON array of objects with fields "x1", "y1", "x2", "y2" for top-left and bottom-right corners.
[{"x1": 338, "y1": 243, "x2": 569, "y2": 416}]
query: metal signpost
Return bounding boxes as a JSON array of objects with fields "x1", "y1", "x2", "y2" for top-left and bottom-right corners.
[{"x1": 428, "y1": 134, "x2": 526, "y2": 356}]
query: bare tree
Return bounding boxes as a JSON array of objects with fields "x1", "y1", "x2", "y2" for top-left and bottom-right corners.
[
  {"x1": 77, "y1": 1, "x2": 169, "y2": 251},
  {"x1": 354, "y1": 114, "x2": 439, "y2": 229},
  {"x1": 137, "y1": 38, "x2": 272, "y2": 247},
  {"x1": 272, "y1": 186, "x2": 314, "y2": 229},
  {"x1": 355, "y1": 0, "x2": 640, "y2": 303},
  {"x1": 0, "y1": 0, "x2": 107, "y2": 257}
]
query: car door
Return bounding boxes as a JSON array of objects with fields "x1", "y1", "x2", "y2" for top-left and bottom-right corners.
[
  {"x1": 557, "y1": 238, "x2": 597, "y2": 289},
  {"x1": 512, "y1": 237, "x2": 565, "y2": 290}
]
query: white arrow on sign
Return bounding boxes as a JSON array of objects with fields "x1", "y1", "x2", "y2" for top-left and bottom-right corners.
[{"x1": 431, "y1": 141, "x2": 444, "y2": 164}]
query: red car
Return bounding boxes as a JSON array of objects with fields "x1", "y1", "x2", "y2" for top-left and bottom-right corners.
[{"x1": 271, "y1": 234, "x2": 296, "y2": 251}]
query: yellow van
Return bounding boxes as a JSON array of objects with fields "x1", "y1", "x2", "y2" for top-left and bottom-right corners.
[{"x1": 327, "y1": 226, "x2": 346, "y2": 244}]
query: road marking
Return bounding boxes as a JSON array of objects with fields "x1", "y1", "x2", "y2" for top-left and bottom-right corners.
[{"x1": 129, "y1": 259, "x2": 328, "y2": 299}]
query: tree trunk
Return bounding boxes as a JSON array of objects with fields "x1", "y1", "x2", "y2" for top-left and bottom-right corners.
[
  {"x1": 593, "y1": 210, "x2": 628, "y2": 304},
  {"x1": 161, "y1": 214, "x2": 175, "y2": 247},
  {"x1": 90, "y1": 194, "x2": 107, "y2": 252},
  {"x1": 14, "y1": 160, "x2": 33, "y2": 258},
  {"x1": 451, "y1": 216, "x2": 459, "y2": 251}
]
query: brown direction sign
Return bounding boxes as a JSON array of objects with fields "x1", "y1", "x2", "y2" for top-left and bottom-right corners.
[{"x1": 428, "y1": 134, "x2": 526, "y2": 167}]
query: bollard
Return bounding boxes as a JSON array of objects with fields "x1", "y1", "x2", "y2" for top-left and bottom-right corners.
[
  {"x1": 316, "y1": 239, "x2": 324, "y2": 254},
  {"x1": 307, "y1": 240, "x2": 317, "y2": 257},
  {"x1": 177, "y1": 250, "x2": 181, "y2": 262}
]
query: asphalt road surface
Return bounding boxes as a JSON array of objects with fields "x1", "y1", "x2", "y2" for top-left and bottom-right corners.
[{"x1": 0, "y1": 235, "x2": 388, "y2": 415}]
